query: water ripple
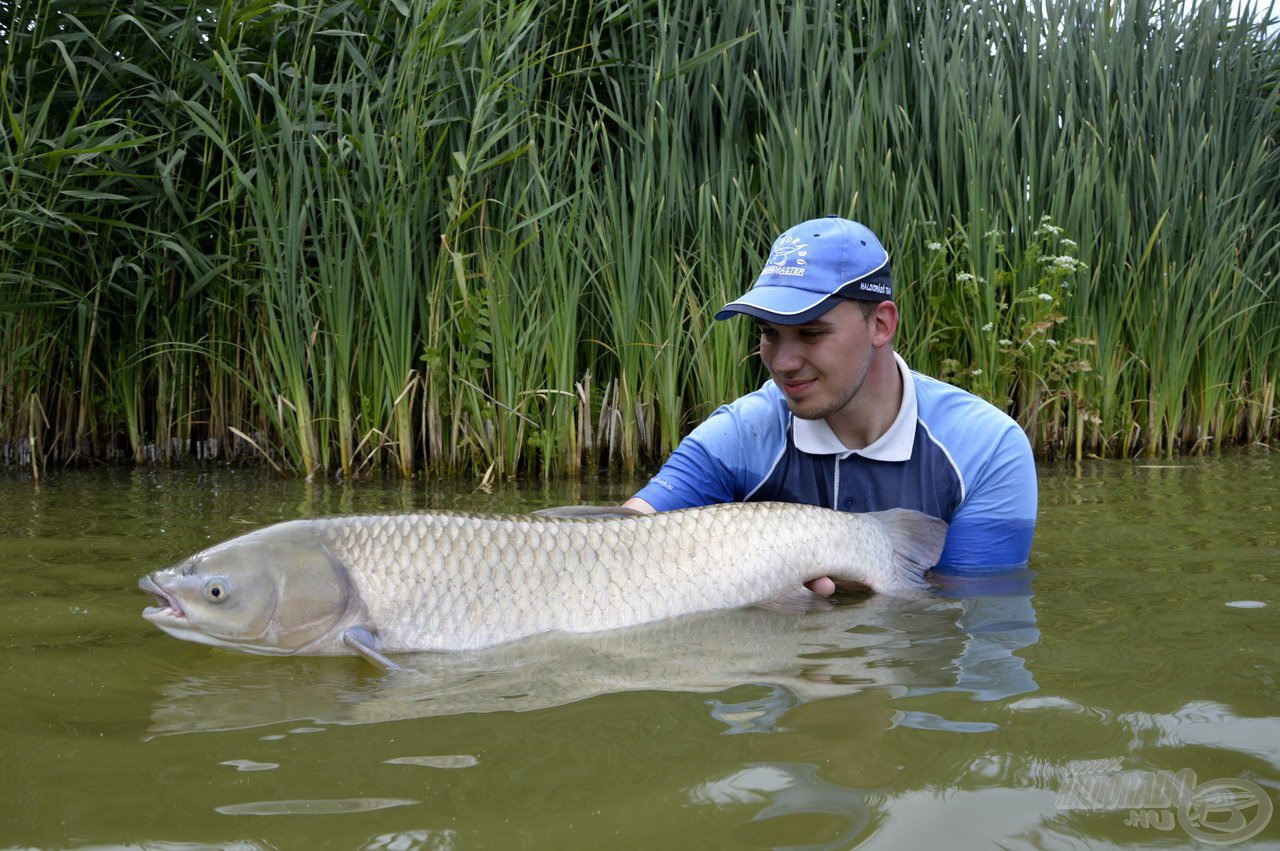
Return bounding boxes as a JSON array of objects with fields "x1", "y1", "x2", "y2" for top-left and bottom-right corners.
[{"x1": 214, "y1": 798, "x2": 419, "y2": 816}]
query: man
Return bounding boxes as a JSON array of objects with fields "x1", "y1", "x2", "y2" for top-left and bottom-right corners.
[{"x1": 623, "y1": 216, "x2": 1037, "y2": 591}]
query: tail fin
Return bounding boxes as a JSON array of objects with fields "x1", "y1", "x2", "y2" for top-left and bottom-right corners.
[{"x1": 872, "y1": 509, "x2": 948, "y2": 593}]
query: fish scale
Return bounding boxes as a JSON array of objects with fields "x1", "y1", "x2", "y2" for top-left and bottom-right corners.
[{"x1": 312, "y1": 503, "x2": 902, "y2": 652}]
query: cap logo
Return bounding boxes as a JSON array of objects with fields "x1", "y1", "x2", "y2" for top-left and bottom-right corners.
[{"x1": 762, "y1": 236, "x2": 808, "y2": 277}]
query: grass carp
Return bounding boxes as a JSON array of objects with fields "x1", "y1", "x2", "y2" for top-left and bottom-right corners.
[{"x1": 139, "y1": 502, "x2": 946, "y2": 668}]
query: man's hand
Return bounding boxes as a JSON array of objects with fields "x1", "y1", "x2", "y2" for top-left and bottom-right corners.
[
  {"x1": 806, "y1": 577, "x2": 873, "y2": 596},
  {"x1": 805, "y1": 577, "x2": 836, "y2": 596}
]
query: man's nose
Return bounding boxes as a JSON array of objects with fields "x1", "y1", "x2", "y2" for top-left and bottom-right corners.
[{"x1": 769, "y1": 337, "x2": 806, "y2": 373}]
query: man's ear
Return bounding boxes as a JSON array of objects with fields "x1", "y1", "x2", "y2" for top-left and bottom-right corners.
[{"x1": 871, "y1": 300, "x2": 899, "y2": 347}]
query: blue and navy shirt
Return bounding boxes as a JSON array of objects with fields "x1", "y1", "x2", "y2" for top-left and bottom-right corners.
[{"x1": 635, "y1": 353, "x2": 1037, "y2": 572}]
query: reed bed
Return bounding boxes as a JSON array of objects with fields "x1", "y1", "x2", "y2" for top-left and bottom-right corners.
[{"x1": 2, "y1": 0, "x2": 1277, "y2": 478}]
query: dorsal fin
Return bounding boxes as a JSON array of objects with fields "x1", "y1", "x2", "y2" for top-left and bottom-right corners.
[{"x1": 532, "y1": 505, "x2": 644, "y2": 519}]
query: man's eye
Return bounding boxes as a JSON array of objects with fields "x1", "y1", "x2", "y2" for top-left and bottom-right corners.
[{"x1": 800, "y1": 329, "x2": 827, "y2": 339}]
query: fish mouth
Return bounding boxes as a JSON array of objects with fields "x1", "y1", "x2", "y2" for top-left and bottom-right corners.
[{"x1": 139, "y1": 574, "x2": 186, "y2": 622}]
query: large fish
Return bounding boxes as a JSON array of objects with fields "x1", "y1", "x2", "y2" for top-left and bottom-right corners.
[{"x1": 139, "y1": 502, "x2": 947, "y2": 668}]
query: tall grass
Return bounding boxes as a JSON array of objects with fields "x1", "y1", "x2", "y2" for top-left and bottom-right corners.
[{"x1": 2, "y1": 0, "x2": 1277, "y2": 478}]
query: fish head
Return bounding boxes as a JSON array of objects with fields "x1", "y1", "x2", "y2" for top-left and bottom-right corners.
[{"x1": 140, "y1": 521, "x2": 358, "y2": 655}]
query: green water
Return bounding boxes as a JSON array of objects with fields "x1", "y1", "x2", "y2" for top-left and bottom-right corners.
[{"x1": 2, "y1": 457, "x2": 1277, "y2": 849}]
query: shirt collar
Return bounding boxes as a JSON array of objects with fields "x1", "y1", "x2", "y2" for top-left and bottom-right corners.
[{"x1": 790, "y1": 351, "x2": 917, "y2": 461}]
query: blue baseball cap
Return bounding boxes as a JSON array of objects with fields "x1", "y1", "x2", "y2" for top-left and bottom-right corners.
[{"x1": 715, "y1": 216, "x2": 892, "y2": 324}]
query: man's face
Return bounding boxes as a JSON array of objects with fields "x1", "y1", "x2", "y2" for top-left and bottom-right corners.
[{"x1": 755, "y1": 300, "x2": 879, "y2": 422}]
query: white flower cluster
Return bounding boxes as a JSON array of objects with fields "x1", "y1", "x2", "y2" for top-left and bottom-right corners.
[
  {"x1": 1041, "y1": 255, "x2": 1086, "y2": 272},
  {"x1": 927, "y1": 242, "x2": 944, "y2": 251},
  {"x1": 956, "y1": 272, "x2": 987, "y2": 284},
  {"x1": 1035, "y1": 214, "x2": 1064, "y2": 237}
]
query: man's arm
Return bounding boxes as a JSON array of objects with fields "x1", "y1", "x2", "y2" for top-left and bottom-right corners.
[
  {"x1": 936, "y1": 427, "x2": 1037, "y2": 572},
  {"x1": 627, "y1": 411, "x2": 752, "y2": 512}
]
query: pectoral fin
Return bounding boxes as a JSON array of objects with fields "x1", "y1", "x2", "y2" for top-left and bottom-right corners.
[
  {"x1": 758, "y1": 587, "x2": 835, "y2": 615},
  {"x1": 343, "y1": 626, "x2": 405, "y2": 671}
]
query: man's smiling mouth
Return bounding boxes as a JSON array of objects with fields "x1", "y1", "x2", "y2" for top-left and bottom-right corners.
[{"x1": 780, "y1": 378, "x2": 816, "y2": 395}]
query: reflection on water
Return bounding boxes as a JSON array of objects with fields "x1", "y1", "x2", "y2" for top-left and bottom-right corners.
[
  {"x1": 214, "y1": 797, "x2": 421, "y2": 816},
  {"x1": 384, "y1": 755, "x2": 479, "y2": 769},
  {"x1": 138, "y1": 574, "x2": 1042, "y2": 848},
  {"x1": 694, "y1": 762, "x2": 875, "y2": 850},
  {"x1": 145, "y1": 580, "x2": 1039, "y2": 740},
  {"x1": 1, "y1": 456, "x2": 1278, "y2": 848}
]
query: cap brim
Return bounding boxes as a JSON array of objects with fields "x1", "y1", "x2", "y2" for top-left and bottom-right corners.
[{"x1": 714, "y1": 290, "x2": 845, "y2": 325}]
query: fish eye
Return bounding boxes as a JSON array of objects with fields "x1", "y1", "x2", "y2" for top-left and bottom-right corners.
[{"x1": 204, "y1": 579, "x2": 228, "y2": 603}]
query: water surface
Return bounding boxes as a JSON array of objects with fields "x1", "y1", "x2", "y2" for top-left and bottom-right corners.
[{"x1": 1, "y1": 457, "x2": 1277, "y2": 848}]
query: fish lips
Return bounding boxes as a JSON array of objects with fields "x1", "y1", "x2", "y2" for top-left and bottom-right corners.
[{"x1": 139, "y1": 574, "x2": 186, "y2": 623}]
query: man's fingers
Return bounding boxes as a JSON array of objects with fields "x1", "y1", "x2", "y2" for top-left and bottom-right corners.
[{"x1": 805, "y1": 576, "x2": 836, "y2": 597}]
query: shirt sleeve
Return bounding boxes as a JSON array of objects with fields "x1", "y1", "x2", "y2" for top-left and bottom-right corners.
[
  {"x1": 632, "y1": 429, "x2": 738, "y2": 511},
  {"x1": 632, "y1": 386, "x2": 784, "y2": 511},
  {"x1": 935, "y1": 425, "x2": 1038, "y2": 573}
]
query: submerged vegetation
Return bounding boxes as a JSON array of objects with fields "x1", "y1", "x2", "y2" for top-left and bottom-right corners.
[{"x1": 2, "y1": 0, "x2": 1278, "y2": 478}]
